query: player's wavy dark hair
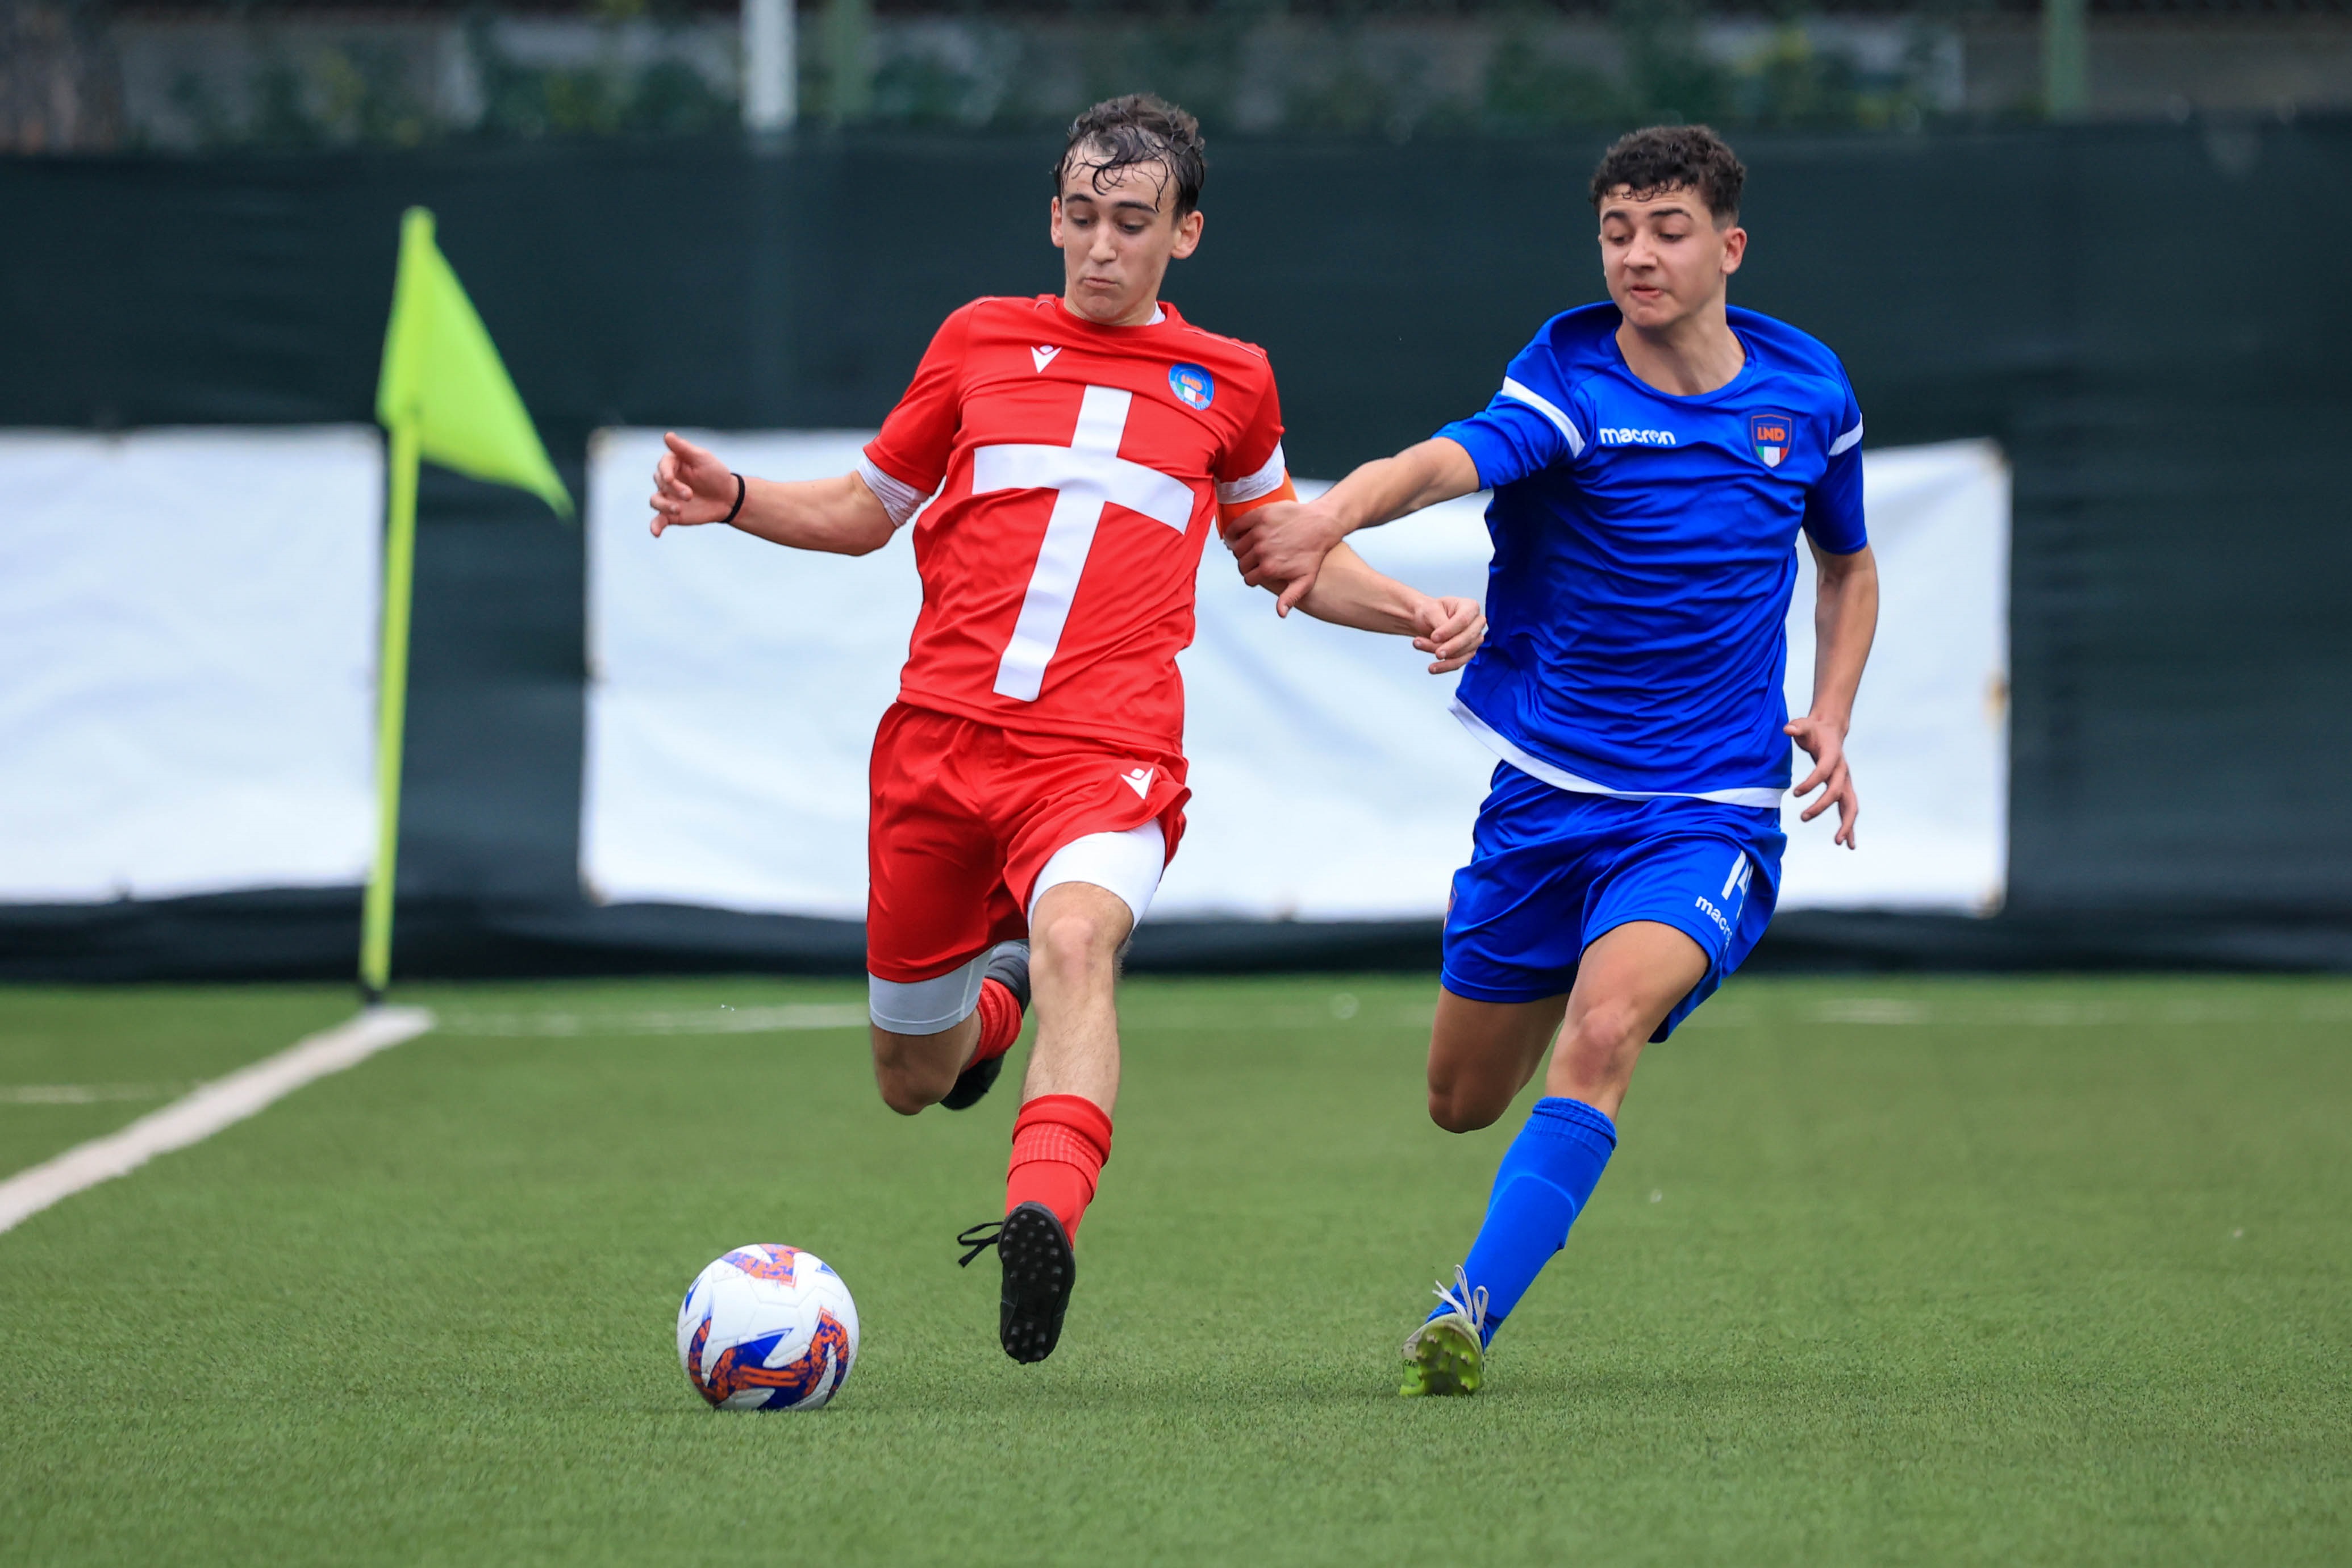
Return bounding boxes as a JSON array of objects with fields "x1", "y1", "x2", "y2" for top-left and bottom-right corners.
[
  {"x1": 1056, "y1": 94, "x2": 1207, "y2": 218},
  {"x1": 1590, "y1": 125, "x2": 1745, "y2": 223}
]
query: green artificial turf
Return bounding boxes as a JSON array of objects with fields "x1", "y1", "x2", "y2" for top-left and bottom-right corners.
[
  {"x1": 1, "y1": 974, "x2": 2346, "y2": 1565},
  {"x1": 0, "y1": 986, "x2": 355, "y2": 1175}
]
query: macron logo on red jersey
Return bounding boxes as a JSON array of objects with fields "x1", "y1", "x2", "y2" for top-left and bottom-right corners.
[{"x1": 1031, "y1": 345, "x2": 1061, "y2": 373}]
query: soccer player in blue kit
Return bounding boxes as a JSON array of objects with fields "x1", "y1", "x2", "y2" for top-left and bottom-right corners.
[{"x1": 1229, "y1": 124, "x2": 1881, "y2": 1394}]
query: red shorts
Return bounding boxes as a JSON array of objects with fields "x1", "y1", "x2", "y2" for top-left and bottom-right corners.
[{"x1": 866, "y1": 702, "x2": 1189, "y2": 983}]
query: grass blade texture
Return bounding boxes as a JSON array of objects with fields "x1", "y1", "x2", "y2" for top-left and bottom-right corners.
[{"x1": 1, "y1": 975, "x2": 2346, "y2": 1565}]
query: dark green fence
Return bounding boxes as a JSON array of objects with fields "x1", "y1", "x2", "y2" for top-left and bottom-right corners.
[{"x1": 5, "y1": 118, "x2": 2350, "y2": 976}]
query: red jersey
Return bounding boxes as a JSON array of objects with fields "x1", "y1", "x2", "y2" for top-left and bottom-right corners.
[{"x1": 860, "y1": 295, "x2": 1288, "y2": 754}]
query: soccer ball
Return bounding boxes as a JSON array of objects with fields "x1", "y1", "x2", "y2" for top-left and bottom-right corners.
[{"x1": 677, "y1": 1244, "x2": 860, "y2": 1411}]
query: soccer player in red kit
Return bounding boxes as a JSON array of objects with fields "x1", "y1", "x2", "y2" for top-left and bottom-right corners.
[{"x1": 648, "y1": 95, "x2": 1484, "y2": 1364}]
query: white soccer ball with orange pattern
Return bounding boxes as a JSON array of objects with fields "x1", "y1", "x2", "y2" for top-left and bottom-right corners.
[{"x1": 676, "y1": 1244, "x2": 860, "y2": 1411}]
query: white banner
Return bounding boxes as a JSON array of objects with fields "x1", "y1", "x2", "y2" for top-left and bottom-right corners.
[
  {"x1": 583, "y1": 430, "x2": 2008, "y2": 921},
  {"x1": 0, "y1": 428, "x2": 381, "y2": 902},
  {"x1": 1780, "y1": 439, "x2": 2009, "y2": 912}
]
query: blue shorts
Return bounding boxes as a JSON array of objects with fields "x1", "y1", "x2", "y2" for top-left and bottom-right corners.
[{"x1": 1441, "y1": 763, "x2": 1786, "y2": 1040}]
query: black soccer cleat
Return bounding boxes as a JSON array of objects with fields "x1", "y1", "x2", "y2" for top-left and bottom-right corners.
[
  {"x1": 939, "y1": 941, "x2": 1029, "y2": 1112},
  {"x1": 954, "y1": 1201, "x2": 1076, "y2": 1363},
  {"x1": 938, "y1": 1052, "x2": 1002, "y2": 1112}
]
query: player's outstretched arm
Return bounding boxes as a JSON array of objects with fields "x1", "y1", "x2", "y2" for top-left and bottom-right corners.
[
  {"x1": 1287, "y1": 543, "x2": 1487, "y2": 674},
  {"x1": 1785, "y1": 540, "x2": 1879, "y2": 849},
  {"x1": 1228, "y1": 438, "x2": 1482, "y2": 616},
  {"x1": 648, "y1": 432, "x2": 895, "y2": 556}
]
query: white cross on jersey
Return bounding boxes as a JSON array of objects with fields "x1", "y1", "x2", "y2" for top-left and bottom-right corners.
[{"x1": 971, "y1": 385, "x2": 1195, "y2": 702}]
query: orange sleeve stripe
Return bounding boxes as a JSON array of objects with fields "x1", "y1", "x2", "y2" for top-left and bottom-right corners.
[{"x1": 1216, "y1": 476, "x2": 1295, "y2": 531}]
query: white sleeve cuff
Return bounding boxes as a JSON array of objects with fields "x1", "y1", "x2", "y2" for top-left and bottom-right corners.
[
  {"x1": 1214, "y1": 442, "x2": 1288, "y2": 507},
  {"x1": 857, "y1": 454, "x2": 930, "y2": 529}
]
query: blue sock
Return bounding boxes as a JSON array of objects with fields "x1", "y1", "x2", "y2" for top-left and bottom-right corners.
[{"x1": 1437, "y1": 1097, "x2": 1617, "y2": 1346}]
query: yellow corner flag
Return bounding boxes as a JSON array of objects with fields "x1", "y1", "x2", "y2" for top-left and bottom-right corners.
[
  {"x1": 375, "y1": 207, "x2": 573, "y2": 517},
  {"x1": 362, "y1": 207, "x2": 570, "y2": 1003}
]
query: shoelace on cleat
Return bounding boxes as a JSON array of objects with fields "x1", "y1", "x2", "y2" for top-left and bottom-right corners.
[
  {"x1": 954, "y1": 1220, "x2": 1005, "y2": 1268},
  {"x1": 1400, "y1": 1265, "x2": 1489, "y2": 1357}
]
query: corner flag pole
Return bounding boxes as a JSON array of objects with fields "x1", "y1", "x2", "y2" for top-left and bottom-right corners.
[
  {"x1": 360, "y1": 416, "x2": 420, "y2": 1006},
  {"x1": 362, "y1": 206, "x2": 572, "y2": 1004}
]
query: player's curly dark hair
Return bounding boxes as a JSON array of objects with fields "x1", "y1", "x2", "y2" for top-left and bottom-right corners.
[
  {"x1": 1589, "y1": 125, "x2": 1746, "y2": 223},
  {"x1": 1056, "y1": 94, "x2": 1207, "y2": 218}
]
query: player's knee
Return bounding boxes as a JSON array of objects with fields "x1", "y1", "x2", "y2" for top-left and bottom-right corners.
[
  {"x1": 1427, "y1": 1087, "x2": 1504, "y2": 1135},
  {"x1": 1425, "y1": 1063, "x2": 1509, "y2": 1133},
  {"x1": 875, "y1": 1071, "x2": 937, "y2": 1116},
  {"x1": 1584, "y1": 987, "x2": 1659, "y2": 1043},
  {"x1": 1559, "y1": 999, "x2": 1649, "y2": 1073},
  {"x1": 870, "y1": 1035, "x2": 951, "y2": 1116},
  {"x1": 1030, "y1": 903, "x2": 1123, "y2": 981}
]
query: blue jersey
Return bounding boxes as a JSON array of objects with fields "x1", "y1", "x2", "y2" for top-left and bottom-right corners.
[{"x1": 1436, "y1": 303, "x2": 1867, "y2": 806}]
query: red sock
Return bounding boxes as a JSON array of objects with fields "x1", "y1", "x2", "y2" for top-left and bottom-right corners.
[
  {"x1": 969, "y1": 977, "x2": 1024, "y2": 1068},
  {"x1": 1005, "y1": 1094, "x2": 1113, "y2": 1241}
]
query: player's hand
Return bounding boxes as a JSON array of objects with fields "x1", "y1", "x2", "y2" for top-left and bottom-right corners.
[
  {"x1": 1228, "y1": 499, "x2": 1346, "y2": 616},
  {"x1": 648, "y1": 432, "x2": 738, "y2": 537},
  {"x1": 1786, "y1": 714, "x2": 1860, "y2": 848},
  {"x1": 1413, "y1": 595, "x2": 1486, "y2": 674}
]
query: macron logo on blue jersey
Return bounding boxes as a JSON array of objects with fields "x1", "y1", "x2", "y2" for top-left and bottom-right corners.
[{"x1": 1598, "y1": 426, "x2": 1677, "y2": 447}]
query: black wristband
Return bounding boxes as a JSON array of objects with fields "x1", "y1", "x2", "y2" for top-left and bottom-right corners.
[{"x1": 719, "y1": 472, "x2": 746, "y2": 527}]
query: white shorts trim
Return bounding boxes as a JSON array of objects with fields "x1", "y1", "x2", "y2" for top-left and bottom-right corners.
[
  {"x1": 868, "y1": 952, "x2": 988, "y2": 1035},
  {"x1": 1028, "y1": 819, "x2": 1167, "y2": 928}
]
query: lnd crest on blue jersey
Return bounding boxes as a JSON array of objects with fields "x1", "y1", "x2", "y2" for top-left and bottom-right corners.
[
  {"x1": 1750, "y1": 411, "x2": 1795, "y2": 469},
  {"x1": 1169, "y1": 362, "x2": 1215, "y2": 411}
]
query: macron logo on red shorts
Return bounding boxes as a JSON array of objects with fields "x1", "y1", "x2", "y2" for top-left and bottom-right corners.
[{"x1": 1122, "y1": 767, "x2": 1154, "y2": 800}]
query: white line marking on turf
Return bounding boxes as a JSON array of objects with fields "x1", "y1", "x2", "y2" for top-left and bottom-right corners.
[
  {"x1": 0, "y1": 1007, "x2": 434, "y2": 1236},
  {"x1": 0, "y1": 1084, "x2": 191, "y2": 1105},
  {"x1": 435, "y1": 1004, "x2": 868, "y2": 1037},
  {"x1": 1803, "y1": 995, "x2": 2352, "y2": 1027}
]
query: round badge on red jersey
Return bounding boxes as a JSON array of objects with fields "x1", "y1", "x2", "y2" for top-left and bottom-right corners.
[{"x1": 1169, "y1": 363, "x2": 1215, "y2": 411}]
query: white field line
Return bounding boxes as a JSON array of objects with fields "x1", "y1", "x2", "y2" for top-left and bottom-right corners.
[
  {"x1": 0, "y1": 1084, "x2": 191, "y2": 1105},
  {"x1": 435, "y1": 1002, "x2": 1427, "y2": 1039},
  {"x1": 0, "y1": 1006, "x2": 435, "y2": 1236},
  {"x1": 1803, "y1": 996, "x2": 2352, "y2": 1027},
  {"x1": 435, "y1": 1003, "x2": 869, "y2": 1037}
]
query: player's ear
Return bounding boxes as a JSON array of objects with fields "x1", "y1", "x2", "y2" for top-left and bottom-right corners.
[
  {"x1": 1171, "y1": 208, "x2": 1205, "y2": 261},
  {"x1": 1719, "y1": 223, "x2": 1747, "y2": 276},
  {"x1": 1049, "y1": 197, "x2": 1066, "y2": 248}
]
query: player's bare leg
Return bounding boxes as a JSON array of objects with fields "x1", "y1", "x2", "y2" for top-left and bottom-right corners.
[
  {"x1": 955, "y1": 879, "x2": 1133, "y2": 1363},
  {"x1": 1021, "y1": 880, "x2": 1131, "y2": 1112},
  {"x1": 1425, "y1": 994, "x2": 1563, "y2": 1134},
  {"x1": 870, "y1": 1014, "x2": 982, "y2": 1115},
  {"x1": 1403, "y1": 921, "x2": 1707, "y2": 1394},
  {"x1": 1425, "y1": 919, "x2": 1707, "y2": 1131},
  {"x1": 870, "y1": 943, "x2": 1032, "y2": 1116},
  {"x1": 1542, "y1": 921, "x2": 1707, "y2": 1113}
]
